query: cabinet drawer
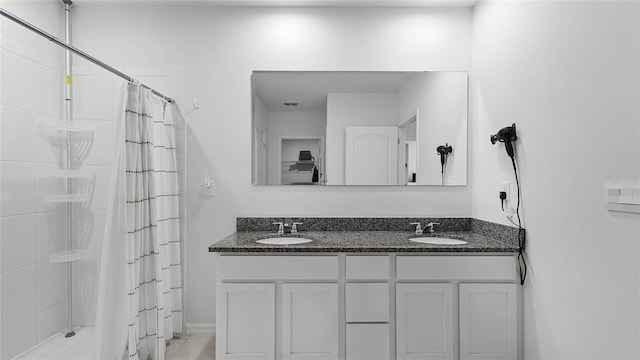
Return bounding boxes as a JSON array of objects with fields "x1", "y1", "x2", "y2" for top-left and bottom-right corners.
[
  {"x1": 217, "y1": 255, "x2": 338, "y2": 280},
  {"x1": 396, "y1": 255, "x2": 517, "y2": 281},
  {"x1": 346, "y1": 283, "x2": 389, "y2": 322},
  {"x1": 346, "y1": 255, "x2": 390, "y2": 280},
  {"x1": 346, "y1": 323, "x2": 390, "y2": 360}
]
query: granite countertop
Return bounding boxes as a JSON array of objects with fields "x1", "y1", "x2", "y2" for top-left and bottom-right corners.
[{"x1": 208, "y1": 230, "x2": 519, "y2": 253}]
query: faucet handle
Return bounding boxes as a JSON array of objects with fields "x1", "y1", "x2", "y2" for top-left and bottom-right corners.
[
  {"x1": 425, "y1": 222, "x2": 440, "y2": 232},
  {"x1": 291, "y1": 222, "x2": 303, "y2": 233},
  {"x1": 410, "y1": 222, "x2": 423, "y2": 234},
  {"x1": 272, "y1": 222, "x2": 284, "y2": 234}
]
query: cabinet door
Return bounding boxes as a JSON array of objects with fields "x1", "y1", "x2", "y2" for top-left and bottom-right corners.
[
  {"x1": 216, "y1": 283, "x2": 275, "y2": 360},
  {"x1": 346, "y1": 282, "x2": 389, "y2": 322},
  {"x1": 282, "y1": 283, "x2": 339, "y2": 360},
  {"x1": 346, "y1": 323, "x2": 390, "y2": 360},
  {"x1": 459, "y1": 283, "x2": 517, "y2": 360},
  {"x1": 396, "y1": 283, "x2": 454, "y2": 360}
]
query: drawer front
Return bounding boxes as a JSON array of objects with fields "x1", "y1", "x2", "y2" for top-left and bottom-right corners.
[
  {"x1": 346, "y1": 323, "x2": 390, "y2": 360},
  {"x1": 217, "y1": 255, "x2": 339, "y2": 280},
  {"x1": 346, "y1": 283, "x2": 389, "y2": 322},
  {"x1": 396, "y1": 255, "x2": 517, "y2": 281},
  {"x1": 346, "y1": 255, "x2": 390, "y2": 280}
]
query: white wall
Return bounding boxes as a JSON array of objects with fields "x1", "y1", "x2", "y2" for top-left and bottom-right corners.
[
  {"x1": 471, "y1": 2, "x2": 640, "y2": 359},
  {"x1": 71, "y1": 4, "x2": 472, "y2": 328},
  {"x1": 397, "y1": 72, "x2": 468, "y2": 185},
  {"x1": 253, "y1": 95, "x2": 268, "y2": 185},
  {"x1": 266, "y1": 110, "x2": 325, "y2": 185},
  {"x1": 0, "y1": 1, "x2": 66, "y2": 357},
  {"x1": 326, "y1": 93, "x2": 398, "y2": 184}
]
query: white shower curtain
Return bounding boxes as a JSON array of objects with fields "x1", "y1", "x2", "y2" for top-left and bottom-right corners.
[{"x1": 96, "y1": 83, "x2": 183, "y2": 360}]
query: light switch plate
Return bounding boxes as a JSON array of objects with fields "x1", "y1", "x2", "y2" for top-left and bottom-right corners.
[{"x1": 203, "y1": 177, "x2": 214, "y2": 196}]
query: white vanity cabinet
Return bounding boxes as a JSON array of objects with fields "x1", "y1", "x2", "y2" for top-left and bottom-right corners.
[
  {"x1": 216, "y1": 283, "x2": 276, "y2": 359},
  {"x1": 396, "y1": 255, "x2": 520, "y2": 360},
  {"x1": 282, "y1": 283, "x2": 339, "y2": 359},
  {"x1": 216, "y1": 255, "x2": 340, "y2": 360},
  {"x1": 215, "y1": 253, "x2": 520, "y2": 360},
  {"x1": 396, "y1": 283, "x2": 454, "y2": 360}
]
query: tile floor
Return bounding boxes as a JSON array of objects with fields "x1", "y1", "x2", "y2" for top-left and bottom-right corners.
[{"x1": 165, "y1": 335, "x2": 215, "y2": 360}]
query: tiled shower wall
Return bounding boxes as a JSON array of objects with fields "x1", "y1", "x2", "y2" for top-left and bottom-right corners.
[
  {"x1": 1, "y1": 5, "x2": 187, "y2": 357},
  {"x1": 0, "y1": 5, "x2": 68, "y2": 358}
]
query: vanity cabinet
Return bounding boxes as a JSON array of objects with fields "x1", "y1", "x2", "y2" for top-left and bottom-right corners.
[
  {"x1": 396, "y1": 283, "x2": 454, "y2": 360},
  {"x1": 216, "y1": 283, "x2": 276, "y2": 359},
  {"x1": 215, "y1": 254, "x2": 520, "y2": 360},
  {"x1": 396, "y1": 256, "x2": 519, "y2": 360},
  {"x1": 216, "y1": 255, "x2": 339, "y2": 360},
  {"x1": 459, "y1": 283, "x2": 518, "y2": 360},
  {"x1": 282, "y1": 283, "x2": 339, "y2": 359}
]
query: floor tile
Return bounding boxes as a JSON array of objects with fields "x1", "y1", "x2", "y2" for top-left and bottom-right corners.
[{"x1": 171, "y1": 335, "x2": 214, "y2": 360}]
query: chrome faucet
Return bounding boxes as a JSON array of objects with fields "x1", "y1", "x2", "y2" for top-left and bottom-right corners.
[
  {"x1": 291, "y1": 222, "x2": 303, "y2": 234},
  {"x1": 425, "y1": 222, "x2": 440, "y2": 233},
  {"x1": 410, "y1": 222, "x2": 423, "y2": 235},
  {"x1": 273, "y1": 222, "x2": 284, "y2": 235}
]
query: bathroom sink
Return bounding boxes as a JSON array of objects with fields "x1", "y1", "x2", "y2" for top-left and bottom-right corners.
[
  {"x1": 409, "y1": 237, "x2": 468, "y2": 245},
  {"x1": 255, "y1": 237, "x2": 313, "y2": 245}
]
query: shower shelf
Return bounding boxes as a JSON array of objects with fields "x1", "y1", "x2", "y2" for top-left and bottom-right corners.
[
  {"x1": 39, "y1": 120, "x2": 94, "y2": 133},
  {"x1": 49, "y1": 249, "x2": 97, "y2": 263},
  {"x1": 43, "y1": 194, "x2": 90, "y2": 203},
  {"x1": 50, "y1": 169, "x2": 95, "y2": 179}
]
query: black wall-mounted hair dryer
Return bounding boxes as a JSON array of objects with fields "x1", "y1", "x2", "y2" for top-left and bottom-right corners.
[
  {"x1": 436, "y1": 144, "x2": 453, "y2": 168},
  {"x1": 490, "y1": 123, "x2": 517, "y2": 158}
]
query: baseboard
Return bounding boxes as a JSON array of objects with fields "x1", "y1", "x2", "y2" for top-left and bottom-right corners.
[{"x1": 185, "y1": 323, "x2": 216, "y2": 336}]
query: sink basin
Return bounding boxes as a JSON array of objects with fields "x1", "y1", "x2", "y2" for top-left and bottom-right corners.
[
  {"x1": 409, "y1": 237, "x2": 468, "y2": 245},
  {"x1": 255, "y1": 237, "x2": 313, "y2": 245}
]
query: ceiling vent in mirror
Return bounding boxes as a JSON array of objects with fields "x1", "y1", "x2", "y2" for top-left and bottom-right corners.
[{"x1": 282, "y1": 101, "x2": 299, "y2": 107}]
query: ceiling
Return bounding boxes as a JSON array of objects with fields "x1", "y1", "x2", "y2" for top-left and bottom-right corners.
[
  {"x1": 73, "y1": 0, "x2": 478, "y2": 7},
  {"x1": 253, "y1": 71, "x2": 425, "y2": 111}
]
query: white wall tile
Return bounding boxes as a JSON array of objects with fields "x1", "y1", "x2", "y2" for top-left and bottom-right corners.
[
  {"x1": 36, "y1": 210, "x2": 67, "y2": 262},
  {"x1": 72, "y1": 259, "x2": 99, "y2": 299},
  {"x1": 34, "y1": 63, "x2": 63, "y2": 118},
  {"x1": 1, "y1": 315, "x2": 37, "y2": 359},
  {"x1": 36, "y1": 300, "x2": 67, "y2": 343},
  {"x1": 36, "y1": 163, "x2": 67, "y2": 213},
  {"x1": 0, "y1": 214, "x2": 36, "y2": 272},
  {"x1": 0, "y1": 49, "x2": 34, "y2": 110},
  {"x1": 71, "y1": 209, "x2": 106, "y2": 251},
  {"x1": 136, "y1": 75, "x2": 178, "y2": 98},
  {"x1": 1, "y1": 265, "x2": 36, "y2": 329},
  {"x1": 73, "y1": 75, "x2": 115, "y2": 120},
  {"x1": 75, "y1": 164, "x2": 111, "y2": 210},
  {"x1": 0, "y1": 161, "x2": 36, "y2": 216},
  {"x1": 1, "y1": 105, "x2": 36, "y2": 162},
  {"x1": 71, "y1": 120, "x2": 114, "y2": 165},
  {"x1": 35, "y1": 114, "x2": 66, "y2": 165},
  {"x1": 72, "y1": 298, "x2": 96, "y2": 327},
  {"x1": 36, "y1": 260, "x2": 67, "y2": 311}
]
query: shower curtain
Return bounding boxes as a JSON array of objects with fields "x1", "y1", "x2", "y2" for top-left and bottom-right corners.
[{"x1": 96, "y1": 83, "x2": 183, "y2": 360}]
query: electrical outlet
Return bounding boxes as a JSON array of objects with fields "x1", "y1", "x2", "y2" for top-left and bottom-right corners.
[
  {"x1": 203, "y1": 177, "x2": 214, "y2": 196},
  {"x1": 500, "y1": 181, "x2": 510, "y2": 201}
]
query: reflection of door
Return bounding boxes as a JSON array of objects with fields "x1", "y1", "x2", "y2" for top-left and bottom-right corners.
[{"x1": 345, "y1": 126, "x2": 398, "y2": 185}]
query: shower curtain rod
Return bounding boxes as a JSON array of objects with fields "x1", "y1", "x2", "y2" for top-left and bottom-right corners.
[{"x1": 0, "y1": 8, "x2": 174, "y2": 103}]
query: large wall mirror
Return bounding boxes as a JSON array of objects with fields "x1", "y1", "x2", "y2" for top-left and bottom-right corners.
[{"x1": 252, "y1": 71, "x2": 468, "y2": 186}]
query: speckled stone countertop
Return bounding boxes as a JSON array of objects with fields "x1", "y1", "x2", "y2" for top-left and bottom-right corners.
[{"x1": 209, "y1": 230, "x2": 519, "y2": 253}]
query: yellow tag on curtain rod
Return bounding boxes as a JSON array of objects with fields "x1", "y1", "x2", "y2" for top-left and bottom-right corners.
[{"x1": 66, "y1": 74, "x2": 71, "y2": 85}]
